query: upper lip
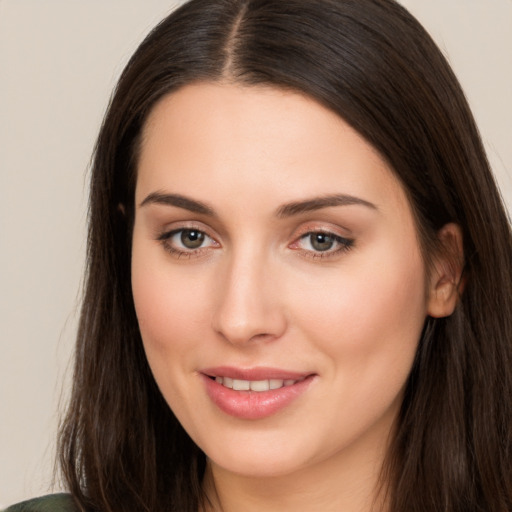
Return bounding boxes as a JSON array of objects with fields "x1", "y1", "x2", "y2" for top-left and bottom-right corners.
[{"x1": 201, "y1": 366, "x2": 313, "y2": 381}]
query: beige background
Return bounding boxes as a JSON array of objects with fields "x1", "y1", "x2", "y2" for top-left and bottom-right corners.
[{"x1": 0, "y1": 0, "x2": 510, "y2": 507}]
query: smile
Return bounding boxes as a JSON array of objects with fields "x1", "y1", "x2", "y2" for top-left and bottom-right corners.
[
  {"x1": 201, "y1": 368, "x2": 315, "y2": 420},
  {"x1": 213, "y1": 376, "x2": 306, "y2": 392}
]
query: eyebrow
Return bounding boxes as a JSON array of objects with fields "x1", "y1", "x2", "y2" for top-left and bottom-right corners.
[
  {"x1": 139, "y1": 191, "x2": 377, "y2": 217},
  {"x1": 276, "y1": 194, "x2": 377, "y2": 217},
  {"x1": 140, "y1": 191, "x2": 215, "y2": 216}
]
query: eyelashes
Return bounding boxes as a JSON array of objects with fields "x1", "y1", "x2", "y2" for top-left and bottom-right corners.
[
  {"x1": 157, "y1": 227, "x2": 354, "y2": 260},
  {"x1": 293, "y1": 231, "x2": 354, "y2": 257},
  {"x1": 157, "y1": 228, "x2": 219, "y2": 258}
]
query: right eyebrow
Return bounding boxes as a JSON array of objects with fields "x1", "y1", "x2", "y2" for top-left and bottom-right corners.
[{"x1": 139, "y1": 191, "x2": 216, "y2": 216}]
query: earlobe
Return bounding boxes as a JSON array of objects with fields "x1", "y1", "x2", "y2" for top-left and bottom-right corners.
[{"x1": 427, "y1": 223, "x2": 465, "y2": 318}]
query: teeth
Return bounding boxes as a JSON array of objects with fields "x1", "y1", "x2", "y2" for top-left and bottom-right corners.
[
  {"x1": 269, "y1": 379, "x2": 284, "y2": 390},
  {"x1": 250, "y1": 380, "x2": 270, "y2": 392},
  {"x1": 214, "y1": 377, "x2": 300, "y2": 391},
  {"x1": 233, "y1": 379, "x2": 250, "y2": 391}
]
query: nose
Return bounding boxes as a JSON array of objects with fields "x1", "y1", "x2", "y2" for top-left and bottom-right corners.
[{"x1": 211, "y1": 251, "x2": 287, "y2": 346}]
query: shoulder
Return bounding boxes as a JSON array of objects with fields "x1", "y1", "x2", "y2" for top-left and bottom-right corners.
[{"x1": 3, "y1": 494, "x2": 77, "y2": 512}]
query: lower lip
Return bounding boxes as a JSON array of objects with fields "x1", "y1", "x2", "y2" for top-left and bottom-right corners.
[{"x1": 201, "y1": 374, "x2": 315, "y2": 420}]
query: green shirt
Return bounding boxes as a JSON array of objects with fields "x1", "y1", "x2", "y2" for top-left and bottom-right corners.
[{"x1": 2, "y1": 494, "x2": 77, "y2": 512}]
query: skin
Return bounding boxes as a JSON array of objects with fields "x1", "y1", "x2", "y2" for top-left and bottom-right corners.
[{"x1": 131, "y1": 83, "x2": 461, "y2": 512}]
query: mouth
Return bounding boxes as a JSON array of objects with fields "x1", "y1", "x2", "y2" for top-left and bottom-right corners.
[
  {"x1": 210, "y1": 375, "x2": 307, "y2": 392},
  {"x1": 201, "y1": 367, "x2": 316, "y2": 420}
]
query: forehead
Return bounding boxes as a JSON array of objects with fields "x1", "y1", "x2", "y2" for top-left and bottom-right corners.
[{"x1": 136, "y1": 82, "x2": 408, "y2": 217}]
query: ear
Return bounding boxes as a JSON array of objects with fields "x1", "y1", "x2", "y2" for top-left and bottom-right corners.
[{"x1": 427, "y1": 223, "x2": 464, "y2": 318}]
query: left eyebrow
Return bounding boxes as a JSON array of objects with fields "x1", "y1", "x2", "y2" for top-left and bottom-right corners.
[{"x1": 276, "y1": 194, "x2": 378, "y2": 218}]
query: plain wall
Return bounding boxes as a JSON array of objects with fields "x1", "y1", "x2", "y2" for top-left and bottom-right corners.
[{"x1": 0, "y1": 0, "x2": 510, "y2": 507}]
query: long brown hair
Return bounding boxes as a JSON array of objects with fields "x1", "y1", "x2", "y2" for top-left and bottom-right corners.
[{"x1": 58, "y1": 1, "x2": 512, "y2": 510}]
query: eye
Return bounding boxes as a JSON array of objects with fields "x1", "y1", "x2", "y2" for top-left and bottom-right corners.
[
  {"x1": 294, "y1": 231, "x2": 354, "y2": 256},
  {"x1": 176, "y1": 229, "x2": 207, "y2": 249},
  {"x1": 158, "y1": 228, "x2": 218, "y2": 256},
  {"x1": 303, "y1": 232, "x2": 337, "y2": 252}
]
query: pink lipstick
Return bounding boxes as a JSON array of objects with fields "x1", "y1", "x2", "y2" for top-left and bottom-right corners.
[{"x1": 201, "y1": 367, "x2": 315, "y2": 420}]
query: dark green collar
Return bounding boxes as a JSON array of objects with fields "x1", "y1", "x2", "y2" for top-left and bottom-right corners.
[{"x1": 3, "y1": 494, "x2": 76, "y2": 512}]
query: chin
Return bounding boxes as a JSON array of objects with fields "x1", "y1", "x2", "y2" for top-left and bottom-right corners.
[{"x1": 200, "y1": 432, "x2": 306, "y2": 477}]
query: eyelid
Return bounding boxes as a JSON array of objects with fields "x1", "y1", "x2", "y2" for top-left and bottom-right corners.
[
  {"x1": 291, "y1": 221, "x2": 352, "y2": 241},
  {"x1": 158, "y1": 228, "x2": 216, "y2": 245},
  {"x1": 154, "y1": 220, "x2": 217, "y2": 240}
]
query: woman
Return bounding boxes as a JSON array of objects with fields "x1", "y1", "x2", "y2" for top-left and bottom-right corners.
[{"x1": 6, "y1": 0, "x2": 512, "y2": 510}]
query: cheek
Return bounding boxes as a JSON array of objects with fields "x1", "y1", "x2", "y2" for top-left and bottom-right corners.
[
  {"x1": 291, "y1": 242, "x2": 427, "y2": 382},
  {"x1": 131, "y1": 242, "x2": 211, "y2": 364},
  {"x1": 289, "y1": 249, "x2": 427, "y2": 442}
]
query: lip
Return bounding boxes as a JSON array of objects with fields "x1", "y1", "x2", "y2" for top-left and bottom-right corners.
[
  {"x1": 201, "y1": 366, "x2": 311, "y2": 381},
  {"x1": 200, "y1": 366, "x2": 316, "y2": 420}
]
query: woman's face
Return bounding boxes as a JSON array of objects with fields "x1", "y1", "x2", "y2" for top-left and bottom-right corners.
[{"x1": 132, "y1": 83, "x2": 436, "y2": 480}]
